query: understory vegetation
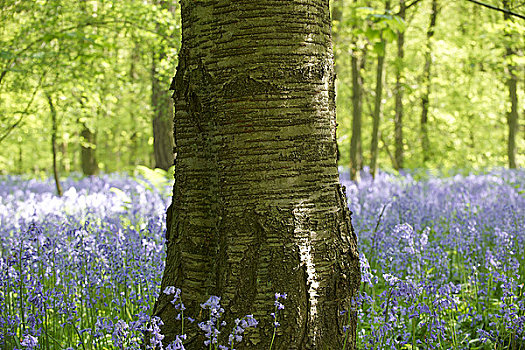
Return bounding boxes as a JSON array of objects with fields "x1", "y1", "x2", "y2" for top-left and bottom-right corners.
[{"x1": 1, "y1": 168, "x2": 524, "y2": 349}]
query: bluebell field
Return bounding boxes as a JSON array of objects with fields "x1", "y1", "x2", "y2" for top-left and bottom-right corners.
[{"x1": 1, "y1": 169, "x2": 524, "y2": 349}]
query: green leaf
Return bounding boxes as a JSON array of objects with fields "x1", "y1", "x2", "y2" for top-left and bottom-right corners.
[
  {"x1": 373, "y1": 41, "x2": 385, "y2": 56},
  {"x1": 134, "y1": 165, "x2": 171, "y2": 196},
  {"x1": 383, "y1": 28, "x2": 397, "y2": 42},
  {"x1": 365, "y1": 28, "x2": 381, "y2": 40},
  {"x1": 110, "y1": 187, "x2": 132, "y2": 205},
  {"x1": 0, "y1": 50, "x2": 15, "y2": 60}
]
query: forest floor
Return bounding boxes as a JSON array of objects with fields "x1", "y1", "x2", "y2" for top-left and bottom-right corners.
[{"x1": 0, "y1": 168, "x2": 524, "y2": 349}]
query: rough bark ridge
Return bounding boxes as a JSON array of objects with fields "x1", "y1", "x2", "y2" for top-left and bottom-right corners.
[{"x1": 154, "y1": 1, "x2": 361, "y2": 349}]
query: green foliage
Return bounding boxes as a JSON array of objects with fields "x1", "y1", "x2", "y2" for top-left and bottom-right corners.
[
  {"x1": 133, "y1": 164, "x2": 174, "y2": 197},
  {"x1": 0, "y1": 0, "x2": 180, "y2": 175},
  {"x1": 334, "y1": 0, "x2": 524, "y2": 172},
  {"x1": 0, "y1": 0, "x2": 523, "y2": 175}
]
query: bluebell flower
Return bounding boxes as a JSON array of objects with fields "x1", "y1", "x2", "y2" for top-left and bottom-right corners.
[{"x1": 20, "y1": 334, "x2": 38, "y2": 349}]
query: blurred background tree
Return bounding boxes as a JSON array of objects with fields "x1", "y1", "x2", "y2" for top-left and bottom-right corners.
[
  {"x1": 0, "y1": 0, "x2": 180, "y2": 176},
  {"x1": 0, "y1": 0, "x2": 522, "y2": 177}
]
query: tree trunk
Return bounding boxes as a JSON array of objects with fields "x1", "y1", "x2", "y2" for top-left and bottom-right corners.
[
  {"x1": 394, "y1": 0, "x2": 406, "y2": 170},
  {"x1": 46, "y1": 93, "x2": 63, "y2": 197},
  {"x1": 151, "y1": 50, "x2": 175, "y2": 171},
  {"x1": 350, "y1": 53, "x2": 363, "y2": 182},
  {"x1": 349, "y1": 1, "x2": 365, "y2": 182},
  {"x1": 61, "y1": 140, "x2": 69, "y2": 173},
  {"x1": 420, "y1": 0, "x2": 438, "y2": 164},
  {"x1": 150, "y1": 0, "x2": 176, "y2": 171},
  {"x1": 17, "y1": 139, "x2": 23, "y2": 174},
  {"x1": 78, "y1": 0, "x2": 99, "y2": 176},
  {"x1": 370, "y1": 1, "x2": 390, "y2": 179},
  {"x1": 154, "y1": 1, "x2": 361, "y2": 349},
  {"x1": 503, "y1": 0, "x2": 519, "y2": 169},
  {"x1": 80, "y1": 123, "x2": 98, "y2": 176}
]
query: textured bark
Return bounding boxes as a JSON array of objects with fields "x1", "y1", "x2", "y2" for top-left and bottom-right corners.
[
  {"x1": 46, "y1": 93, "x2": 62, "y2": 197},
  {"x1": 503, "y1": 0, "x2": 519, "y2": 169},
  {"x1": 420, "y1": 0, "x2": 438, "y2": 164},
  {"x1": 394, "y1": 0, "x2": 405, "y2": 170},
  {"x1": 80, "y1": 124, "x2": 98, "y2": 176},
  {"x1": 154, "y1": 1, "x2": 361, "y2": 349},
  {"x1": 370, "y1": 1, "x2": 390, "y2": 179}
]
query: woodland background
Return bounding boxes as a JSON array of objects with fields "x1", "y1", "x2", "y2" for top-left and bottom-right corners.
[{"x1": 0, "y1": 0, "x2": 523, "y2": 177}]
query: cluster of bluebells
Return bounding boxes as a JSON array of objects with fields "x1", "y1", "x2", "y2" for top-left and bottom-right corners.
[
  {"x1": 0, "y1": 174, "x2": 170, "y2": 349},
  {"x1": 1, "y1": 167, "x2": 523, "y2": 349},
  {"x1": 198, "y1": 296, "x2": 225, "y2": 347},
  {"x1": 341, "y1": 167, "x2": 525, "y2": 349},
  {"x1": 0, "y1": 173, "x2": 259, "y2": 350},
  {"x1": 195, "y1": 295, "x2": 258, "y2": 350},
  {"x1": 228, "y1": 314, "x2": 258, "y2": 349},
  {"x1": 271, "y1": 293, "x2": 287, "y2": 328}
]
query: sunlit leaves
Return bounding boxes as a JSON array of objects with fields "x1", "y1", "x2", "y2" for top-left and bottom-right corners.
[{"x1": 0, "y1": 0, "x2": 181, "y2": 174}]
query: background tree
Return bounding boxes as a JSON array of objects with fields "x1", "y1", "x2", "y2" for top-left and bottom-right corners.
[
  {"x1": 393, "y1": 0, "x2": 406, "y2": 170},
  {"x1": 420, "y1": 0, "x2": 438, "y2": 164},
  {"x1": 0, "y1": 0, "x2": 523, "y2": 176},
  {"x1": 153, "y1": 1, "x2": 361, "y2": 348},
  {"x1": 151, "y1": 0, "x2": 176, "y2": 171},
  {"x1": 346, "y1": 1, "x2": 372, "y2": 182},
  {"x1": 46, "y1": 92, "x2": 63, "y2": 196},
  {"x1": 349, "y1": 2, "x2": 366, "y2": 182},
  {"x1": 369, "y1": 1, "x2": 400, "y2": 178},
  {"x1": 0, "y1": 0, "x2": 179, "y2": 175},
  {"x1": 502, "y1": 0, "x2": 520, "y2": 168}
]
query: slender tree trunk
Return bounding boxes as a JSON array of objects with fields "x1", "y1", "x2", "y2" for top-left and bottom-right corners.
[
  {"x1": 394, "y1": 0, "x2": 406, "y2": 170},
  {"x1": 349, "y1": 1, "x2": 365, "y2": 182},
  {"x1": 17, "y1": 139, "x2": 23, "y2": 174},
  {"x1": 151, "y1": 50, "x2": 175, "y2": 170},
  {"x1": 80, "y1": 124, "x2": 98, "y2": 176},
  {"x1": 128, "y1": 131, "x2": 139, "y2": 167},
  {"x1": 332, "y1": 0, "x2": 343, "y2": 44},
  {"x1": 350, "y1": 52, "x2": 363, "y2": 182},
  {"x1": 369, "y1": 51, "x2": 385, "y2": 178},
  {"x1": 420, "y1": 0, "x2": 438, "y2": 164},
  {"x1": 77, "y1": 0, "x2": 99, "y2": 176},
  {"x1": 503, "y1": 0, "x2": 519, "y2": 168},
  {"x1": 128, "y1": 40, "x2": 139, "y2": 169},
  {"x1": 61, "y1": 140, "x2": 69, "y2": 173},
  {"x1": 71, "y1": 131, "x2": 78, "y2": 171},
  {"x1": 370, "y1": 1, "x2": 391, "y2": 179},
  {"x1": 380, "y1": 132, "x2": 396, "y2": 168},
  {"x1": 154, "y1": 1, "x2": 361, "y2": 349},
  {"x1": 46, "y1": 93, "x2": 63, "y2": 197}
]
